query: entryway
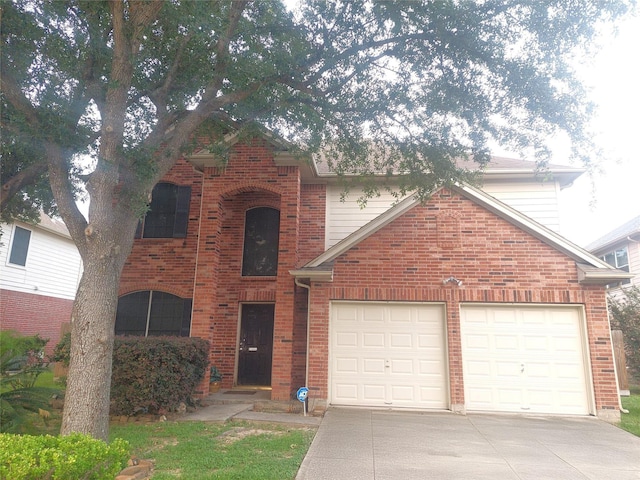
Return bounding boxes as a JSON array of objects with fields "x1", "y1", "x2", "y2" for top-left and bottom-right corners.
[{"x1": 237, "y1": 303, "x2": 274, "y2": 386}]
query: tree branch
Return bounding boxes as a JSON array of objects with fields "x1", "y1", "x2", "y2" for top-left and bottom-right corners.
[{"x1": 0, "y1": 162, "x2": 47, "y2": 210}]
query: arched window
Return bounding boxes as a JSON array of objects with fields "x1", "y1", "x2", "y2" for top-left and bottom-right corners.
[
  {"x1": 136, "y1": 183, "x2": 191, "y2": 238},
  {"x1": 242, "y1": 207, "x2": 280, "y2": 276},
  {"x1": 115, "y1": 291, "x2": 192, "y2": 336}
]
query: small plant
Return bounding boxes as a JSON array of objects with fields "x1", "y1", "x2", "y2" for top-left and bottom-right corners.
[
  {"x1": 0, "y1": 330, "x2": 60, "y2": 433},
  {"x1": 0, "y1": 432, "x2": 129, "y2": 480},
  {"x1": 52, "y1": 332, "x2": 71, "y2": 367},
  {"x1": 609, "y1": 287, "x2": 640, "y2": 380}
]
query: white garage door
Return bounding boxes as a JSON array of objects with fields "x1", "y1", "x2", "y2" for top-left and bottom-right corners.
[
  {"x1": 460, "y1": 305, "x2": 592, "y2": 415},
  {"x1": 330, "y1": 302, "x2": 448, "y2": 409}
]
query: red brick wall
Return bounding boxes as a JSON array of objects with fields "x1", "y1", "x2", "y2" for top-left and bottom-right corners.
[
  {"x1": 1, "y1": 289, "x2": 72, "y2": 355},
  {"x1": 299, "y1": 184, "x2": 326, "y2": 265},
  {"x1": 307, "y1": 188, "x2": 619, "y2": 414},
  {"x1": 119, "y1": 159, "x2": 202, "y2": 299},
  {"x1": 186, "y1": 139, "x2": 303, "y2": 399}
]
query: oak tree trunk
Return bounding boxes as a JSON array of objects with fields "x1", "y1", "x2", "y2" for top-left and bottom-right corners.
[{"x1": 60, "y1": 218, "x2": 137, "y2": 441}]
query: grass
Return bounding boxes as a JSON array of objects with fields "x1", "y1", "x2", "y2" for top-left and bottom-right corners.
[
  {"x1": 619, "y1": 385, "x2": 640, "y2": 437},
  {"x1": 109, "y1": 420, "x2": 316, "y2": 480}
]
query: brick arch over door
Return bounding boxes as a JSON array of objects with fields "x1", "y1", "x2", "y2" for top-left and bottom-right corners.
[{"x1": 220, "y1": 181, "x2": 284, "y2": 200}]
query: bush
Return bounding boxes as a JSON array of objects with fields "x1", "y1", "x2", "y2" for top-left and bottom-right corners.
[
  {"x1": 110, "y1": 336, "x2": 209, "y2": 415},
  {"x1": 0, "y1": 433, "x2": 129, "y2": 480},
  {"x1": 52, "y1": 332, "x2": 71, "y2": 367},
  {"x1": 609, "y1": 286, "x2": 640, "y2": 380},
  {"x1": 53, "y1": 335, "x2": 209, "y2": 416}
]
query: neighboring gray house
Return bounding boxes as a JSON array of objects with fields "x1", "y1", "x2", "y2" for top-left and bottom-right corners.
[{"x1": 587, "y1": 215, "x2": 640, "y2": 292}]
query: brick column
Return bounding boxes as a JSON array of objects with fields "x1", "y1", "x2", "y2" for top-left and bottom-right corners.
[
  {"x1": 191, "y1": 169, "x2": 223, "y2": 395},
  {"x1": 271, "y1": 167, "x2": 300, "y2": 400}
]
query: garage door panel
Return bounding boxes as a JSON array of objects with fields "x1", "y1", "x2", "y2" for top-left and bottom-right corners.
[
  {"x1": 461, "y1": 306, "x2": 590, "y2": 415},
  {"x1": 390, "y1": 359, "x2": 414, "y2": 374},
  {"x1": 335, "y1": 357, "x2": 358, "y2": 373},
  {"x1": 494, "y1": 334, "x2": 519, "y2": 351},
  {"x1": 331, "y1": 302, "x2": 447, "y2": 409},
  {"x1": 363, "y1": 332, "x2": 385, "y2": 347},
  {"x1": 363, "y1": 358, "x2": 385, "y2": 373},
  {"x1": 334, "y1": 383, "x2": 358, "y2": 401},
  {"x1": 336, "y1": 332, "x2": 357, "y2": 347},
  {"x1": 390, "y1": 333, "x2": 412, "y2": 348},
  {"x1": 389, "y1": 307, "x2": 412, "y2": 323},
  {"x1": 363, "y1": 384, "x2": 385, "y2": 401},
  {"x1": 362, "y1": 306, "x2": 384, "y2": 322}
]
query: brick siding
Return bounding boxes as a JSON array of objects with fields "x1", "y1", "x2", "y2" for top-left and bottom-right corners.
[
  {"x1": 1, "y1": 289, "x2": 72, "y2": 355},
  {"x1": 306, "y1": 188, "x2": 619, "y2": 414}
]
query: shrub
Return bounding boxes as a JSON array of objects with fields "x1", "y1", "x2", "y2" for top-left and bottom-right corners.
[
  {"x1": 1, "y1": 331, "x2": 60, "y2": 433},
  {"x1": 0, "y1": 433, "x2": 129, "y2": 480},
  {"x1": 110, "y1": 336, "x2": 209, "y2": 415},
  {"x1": 53, "y1": 335, "x2": 209, "y2": 415},
  {"x1": 609, "y1": 286, "x2": 640, "y2": 380},
  {"x1": 52, "y1": 332, "x2": 71, "y2": 367}
]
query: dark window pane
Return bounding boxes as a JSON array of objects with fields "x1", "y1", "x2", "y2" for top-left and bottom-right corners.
[
  {"x1": 140, "y1": 183, "x2": 190, "y2": 238},
  {"x1": 116, "y1": 291, "x2": 192, "y2": 337},
  {"x1": 173, "y1": 186, "x2": 191, "y2": 238},
  {"x1": 242, "y1": 207, "x2": 280, "y2": 276},
  {"x1": 148, "y1": 291, "x2": 185, "y2": 336},
  {"x1": 9, "y1": 226, "x2": 31, "y2": 266},
  {"x1": 115, "y1": 291, "x2": 150, "y2": 336},
  {"x1": 143, "y1": 183, "x2": 177, "y2": 238}
]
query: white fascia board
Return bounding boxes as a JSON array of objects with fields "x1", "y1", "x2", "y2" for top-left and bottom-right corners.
[{"x1": 289, "y1": 268, "x2": 334, "y2": 281}]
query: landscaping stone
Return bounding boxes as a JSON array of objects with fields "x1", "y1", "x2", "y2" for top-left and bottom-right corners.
[{"x1": 115, "y1": 458, "x2": 153, "y2": 480}]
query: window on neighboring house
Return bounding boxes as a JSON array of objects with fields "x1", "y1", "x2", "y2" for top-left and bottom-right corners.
[
  {"x1": 601, "y1": 246, "x2": 631, "y2": 285},
  {"x1": 242, "y1": 207, "x2": 280, "y2": 276},
  {"x1": 8, "y1": 226, "x2": 31, "y2": 266},
  {"x1": 115, "y1": 290, "x2": 192, "y2": 336},
  {"x1": 136, "y1": 183, "x2": 191, "y2": 238}
]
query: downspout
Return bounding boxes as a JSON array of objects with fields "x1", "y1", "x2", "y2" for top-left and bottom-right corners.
[{"x1": 295, "y1": 277, "x2": 311, "y2": 387}]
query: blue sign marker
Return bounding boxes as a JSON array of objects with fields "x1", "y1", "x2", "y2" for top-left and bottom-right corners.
[{"x1": 296, "y1": 387, "x2": 309, "y2": 402}]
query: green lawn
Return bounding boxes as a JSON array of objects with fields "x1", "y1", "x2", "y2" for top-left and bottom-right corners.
[
  {"x1": 620, "y1": 386, "x2": 640, "y2": 438},
  {"x1": 110, "y1": 420, "x2": 316, "y2": 480}
]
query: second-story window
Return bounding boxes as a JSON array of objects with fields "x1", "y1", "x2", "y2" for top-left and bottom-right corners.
[
  {"x1": 8, "y1": 225, "x2": 32, "y2": 267},
  {"x1": 242, "y1": 207, "x2": 280, "y2": 276},
  {"x1": 601, "y1": 247, "x2": 630, "y2": 285},
  {"x1": 136, "y1": 183, "x2": 191, "y2": 239}
]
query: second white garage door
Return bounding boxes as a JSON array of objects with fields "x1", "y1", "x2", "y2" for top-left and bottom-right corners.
[
  {"x1": 330, "y1": 302, "x2": 448, "y2": 409},
  {"x1": 460, "y1": 305, "x2": 592, "y2": 415}
]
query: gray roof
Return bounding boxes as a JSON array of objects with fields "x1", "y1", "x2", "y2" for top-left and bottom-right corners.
[
  {"x1": 587, "y1": 215, "x2": 640, "y2": 252},
  {"x1": 313, "y1": 154, "x2": 584, "y2": 188}
]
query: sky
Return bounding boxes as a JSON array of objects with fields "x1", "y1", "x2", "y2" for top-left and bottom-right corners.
[{"x1": 554, "y1": 14, "x2": 640, "y2": 247}]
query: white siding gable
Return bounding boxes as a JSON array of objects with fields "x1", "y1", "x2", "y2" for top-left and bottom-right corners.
[
  {"x1": 326, "y1": 180, "x2": 562, "y2": 248},
  {"x1": 481, "y1": 180, "x2": 561, "y2": 232},
  {"x1": 325, "y1": 185, "x2": 407, "y2": 248},
  {"x1": 1, "y1": 222, "x2": 82, "y2": 300}
]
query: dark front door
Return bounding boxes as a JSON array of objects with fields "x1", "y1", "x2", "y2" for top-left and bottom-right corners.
[{"x1": 238, "y1": 304, "x2": 274, "y2": 386}]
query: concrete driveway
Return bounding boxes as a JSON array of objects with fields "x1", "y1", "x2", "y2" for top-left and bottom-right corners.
[{"x1": 296, "y1": 408, "x2": 640, "y2": 480}]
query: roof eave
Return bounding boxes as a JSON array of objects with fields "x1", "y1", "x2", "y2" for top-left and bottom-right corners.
[
  {"x1": 575, "y1": 263, "x2": 635, "y2": 285},
  {"x1": 289, "y1": 267, "x2": 334, "y2": 282}
]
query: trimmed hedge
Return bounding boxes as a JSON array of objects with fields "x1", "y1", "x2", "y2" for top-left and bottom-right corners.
[
  {"x1": 110, "y1": 336, "x2": 209, "y2": 415},
  {"x1": 0, "y1": 433, "x2": 129, "y2": 480}
]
